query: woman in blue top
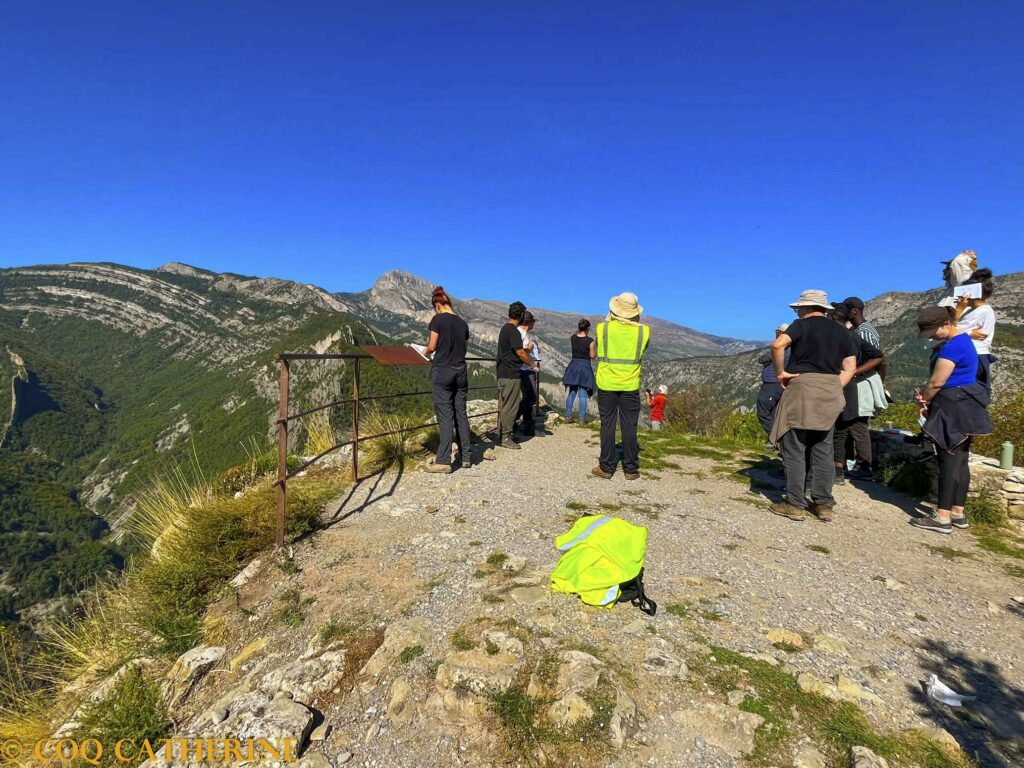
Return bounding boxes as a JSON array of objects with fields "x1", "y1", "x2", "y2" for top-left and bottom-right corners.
[{"x1": 911, "y1": 307, "x2": 993, "y2": 535}]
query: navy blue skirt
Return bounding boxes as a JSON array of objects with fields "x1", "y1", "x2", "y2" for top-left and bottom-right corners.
[{"x1": 563, "y1": 359, "x2": 596, "y2": 393}]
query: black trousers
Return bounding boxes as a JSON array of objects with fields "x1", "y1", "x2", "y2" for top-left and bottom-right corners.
[
  {"x1": 937, "y1": 437, "x2": 972, "y2": 510},
  {"x1": 756, "y1": 382, "x2": 783, "y2": 434},
  {"x1": 779, "y1": 427, "x2": 836, "y2": 509},
  {"x1": 848, "y1": 417, "x2": 872, "y2": 464},
  {"x1": 517, "y1": 370, "x2": 537, "y2": 433},
  {"x1": 431, "y1": 365, "x2": 471, "y2": 465},
  {"x1": 598, "y1": 388, "x2": 641, "y2": 474}
]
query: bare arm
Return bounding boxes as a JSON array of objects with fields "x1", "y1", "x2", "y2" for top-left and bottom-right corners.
[
  {"x1": 922, "y1": 358, "x2": 956, "y2": 403},
  {"x1": 424, "y1": 330, "x2": 440, "y2": 356},
  {"x1": 589, "y1": 341, "x2": 597, "y2": 360},
  {"x1": 838, "y1": 355, "x2": 857, "y2": 388},
  {"x1": 515, "y1": 348, "x2": 533, "y2": 366}
]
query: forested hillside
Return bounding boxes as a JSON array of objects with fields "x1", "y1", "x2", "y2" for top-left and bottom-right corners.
[{"x1": 0, "y1": 263, "x2": 443, "y2": 626}]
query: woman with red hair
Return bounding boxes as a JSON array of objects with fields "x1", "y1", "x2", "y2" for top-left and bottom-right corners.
[{"x1": 423, "y1": 286, "x2": 472, "y2": 472}]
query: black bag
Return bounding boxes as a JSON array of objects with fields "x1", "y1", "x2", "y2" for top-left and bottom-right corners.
[{"x1": 617, "y1": 567, "x2": 657, "y2": 616}]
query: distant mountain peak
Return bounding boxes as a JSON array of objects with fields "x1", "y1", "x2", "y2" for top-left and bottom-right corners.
[{"x1": 157, "y1": 262, "x2": 217, "y2": 279}]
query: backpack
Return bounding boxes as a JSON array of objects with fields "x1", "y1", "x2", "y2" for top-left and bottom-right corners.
[{"x1": 550, "y1": 515, "x2": 657, "y2": 615}]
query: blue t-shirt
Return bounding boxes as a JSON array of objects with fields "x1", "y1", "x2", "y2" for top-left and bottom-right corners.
[{"x1": 933, "y1": 332, "x2": 978, "y2": 388}]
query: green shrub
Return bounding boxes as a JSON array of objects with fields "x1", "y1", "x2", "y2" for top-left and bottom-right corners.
[
  {"x1": 73, "y1": 666, "x2": 171, "y2": 752},
  {"x1": 965, "y1": 493, "x2": 1007, "y2": 526},
  {"x1": 717, "y1": 411, "x2": 765, "y2": 447},
  {"x1": 975, "y1": 392, "x2": 1024, "y2": 466},
  {"x1": 664, "y1": 386, "x2": 731, "y2": 437},
  {"x1": 880, "y1": 402, "x2": 921, "y2": 432},
  {"x1": 877, "y1": 458, "x2": 932, "y2": 497}
]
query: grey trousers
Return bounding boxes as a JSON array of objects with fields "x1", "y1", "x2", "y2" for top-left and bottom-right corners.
[
  {"x1": 497, "y1": 377, "x2": 522, "y2": 436},
  {"x1": 431, "y1": 365, "x2": 471, "y2": 465},
  {"x1": 779, "y1": 427, "x2": 836, "y2": 509}
]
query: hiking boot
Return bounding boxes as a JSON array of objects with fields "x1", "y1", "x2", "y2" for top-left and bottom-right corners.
[
  {"x1": 811, "y1": 504, "x2": 834, "y2": 522},
  {"x1": 625, "y1": 471, "x2": 641, "y2": 481},
  {"x1": 500, "y1": 434, "x2": 521, "y2": 450},
  {"x1": 591, "y1": 467, "x2": 613, "y2": 480},
  {"x1": 769, "y1": 502, "x2": 806, "y2": 521},
  {"x1": 910, "y1": 516, "x2": 952, "y2": 535},
  {"x1": 423, "y1": 462, "x2": 451, "y2": 474},
  {"x1": 950, "y1": 515, "x2": 969, "y2": 529},
  {"x1": 565, "y1": 415, "x2": 577, "y2": 424},
  {"x1": 834, "y1": 466, "x2": 846, "y2": 485}
]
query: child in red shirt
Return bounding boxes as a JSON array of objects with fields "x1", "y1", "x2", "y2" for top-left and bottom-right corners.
[{"x1": 644, "y1": 385, "x2": 668, "y2": 430}]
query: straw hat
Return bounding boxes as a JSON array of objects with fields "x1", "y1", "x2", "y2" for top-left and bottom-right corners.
[
  {"x1": 775, "y1": 322, "x2": 790, "y2": 333},
  {"x1": 609, "y1": 292, "x2": 643, "y2": 318}
]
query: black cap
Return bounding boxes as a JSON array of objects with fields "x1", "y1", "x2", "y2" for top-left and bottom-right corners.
[
  {"x1": 916, "y1": 306, "x2": 952, "y2": 338},
  {"x1": 831, "y1": 296, "x2": 865, "y2": 311}
]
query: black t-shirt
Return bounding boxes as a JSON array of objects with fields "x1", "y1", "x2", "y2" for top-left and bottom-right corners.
[
  {"x1": 570, "y1": 335, "x2": 593, "y2": 360},
  {"x1": 784, "y1": 316, "x2": 858, "y2": 375},
  {"x1": 496, "y1": 322, "x2": 524, "y2": 378},
  {"x1": 428, "y1": 312, "x2": 469, "y2": 367}
]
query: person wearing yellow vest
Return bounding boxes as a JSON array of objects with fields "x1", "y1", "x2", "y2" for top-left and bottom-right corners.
[{"x1": 592, "y1": 292, "x2": 650, "y2": 480}]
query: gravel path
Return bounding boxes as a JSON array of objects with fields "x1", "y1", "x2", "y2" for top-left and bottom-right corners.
[{"x1": 201, "y1": 420, "x2": 1023, "y2": 767}]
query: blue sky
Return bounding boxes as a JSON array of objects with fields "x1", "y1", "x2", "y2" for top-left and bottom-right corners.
[{"x1": 1, "y1": 2, "x2": 1021, "y2": 339}]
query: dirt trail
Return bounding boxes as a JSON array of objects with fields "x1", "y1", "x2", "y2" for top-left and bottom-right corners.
[{"x1": 189, "y1": 422, "x2": 1023, "y2": 768}]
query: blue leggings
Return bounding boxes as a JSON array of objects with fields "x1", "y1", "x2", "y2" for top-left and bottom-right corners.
[{"x1": 565, "y1": 386, "x2": 589, "y2": 419}]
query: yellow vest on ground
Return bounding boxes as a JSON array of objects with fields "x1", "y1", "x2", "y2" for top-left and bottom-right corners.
[
  {"x1": 595, "y1": 320, "x2": 650, "y2": 391},
  {"x1": 550, "y1": 515, "x2": 648, "y2": 608}
]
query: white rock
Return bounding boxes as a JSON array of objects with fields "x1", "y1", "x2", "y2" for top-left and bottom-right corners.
[
  {"x1": 850, "y1": 745, "x2": 891, "y2": 768},
  {"x1": 230, "y1": 559, "x2": 262, "y2": 588}
]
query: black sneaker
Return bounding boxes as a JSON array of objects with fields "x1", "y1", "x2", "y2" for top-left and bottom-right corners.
[
  {"x1": 950, "y1": 516, "x2": 969, "y2": 529},
  {"x1": 910, "y1": 516, "x2": 952, "y2": 535}
]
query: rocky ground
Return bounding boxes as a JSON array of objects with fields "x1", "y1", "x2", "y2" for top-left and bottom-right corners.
[{"x1": 151, "y1": 417, "x2": 1023, "y2": 768}]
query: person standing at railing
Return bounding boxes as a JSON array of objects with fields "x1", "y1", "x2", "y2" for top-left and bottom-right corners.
[
  {"x1": 496, "y1": 301, "x2": 534, "y2": 449},
  {"x1": 423, "y1": 287, "x2": 472, "y2": 472},
  {"x1": 563, "y1": 318, "x2": 596, "y2": 423}
]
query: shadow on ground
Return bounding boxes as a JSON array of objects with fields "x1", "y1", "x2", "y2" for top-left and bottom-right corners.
[{"x1": 909, "y1": 638, "x2": 1024, "y2": 767}]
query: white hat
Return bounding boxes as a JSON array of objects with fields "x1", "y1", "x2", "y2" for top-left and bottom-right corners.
[
  {"x1": 657, "y1": 385, "x2": 668, "y2": 395},
  {"x1": 789, "y1": 289, "x2": 830, "y2": 309},
  {"x1": 776, "y1": 322, "x2": 790, "y2": 333}
]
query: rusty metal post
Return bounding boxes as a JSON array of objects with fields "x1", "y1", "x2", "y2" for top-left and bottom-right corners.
[
  {"x1": 352, "y1": 358, "x2": 361, "y2": 481},
  {"x1": 276, "y1": 357, "x2": 290, "y2": 549}
]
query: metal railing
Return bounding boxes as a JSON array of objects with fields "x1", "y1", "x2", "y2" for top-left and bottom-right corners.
[{"x1": 272, "y1": 351, "x2": 538, "y2": 547}]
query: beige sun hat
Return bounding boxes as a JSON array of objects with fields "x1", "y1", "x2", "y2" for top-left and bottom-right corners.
[
  {"x1": 776, "y1": 322, "x2": 790, "y2": 333},
  {"x1": 609, "y1": 292, "x2": 643, "y2": 318},
  {"x1": 789, "y1": 289, "x2": 830, "y2": 310}
]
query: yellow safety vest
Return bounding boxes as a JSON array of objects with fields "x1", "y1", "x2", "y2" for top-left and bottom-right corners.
[
  {"x1": 550, "y1": 515, "x2": 648, "y2": 608},
  {"x1": 595, "y1": 320, "x2": 650, "y2": 391}
]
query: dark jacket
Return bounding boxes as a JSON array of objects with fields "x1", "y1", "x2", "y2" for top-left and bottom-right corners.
[{"x1": 923, "y1": 383, "x2": 993, "y2": 453}]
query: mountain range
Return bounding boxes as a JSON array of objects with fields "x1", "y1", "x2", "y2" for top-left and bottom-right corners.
[
  {"x1": 1, "y1": 261, "x2": 1021, "y2": 624},
  {"x1": 646, "y1": 272, "x2": 1024, "y2": 405}
]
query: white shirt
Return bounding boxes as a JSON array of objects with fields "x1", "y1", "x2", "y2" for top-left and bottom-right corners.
[
  {"x1": 519, "y1": 328, "x2": 540, "y2": 371},
  {"x1": 957, "y1": 304, "x2": 996, "y2": 355}
]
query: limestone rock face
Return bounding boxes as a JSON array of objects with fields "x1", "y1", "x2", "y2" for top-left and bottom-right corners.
[
  {"x1": 434, "y1": 649, "x2": 523, "y2": 721},
  {"x1": 609, "y1": 686, "x2": 640, "y2": 750},
  {"x1": 362, "y1": 618, "x2": 433, "y2": 679},
  {"x1": 258, "y1": 649, "x2": 347, "y2": 705},
  {"x1": 166, "y1": 645, "x2": 225, "y2": 706},
  {"x1": 555, "y1": 650, "x2": 603, "y2": 695},
  {"x1": 141, "y1": 691, "x2": 314, "y2": 767}
]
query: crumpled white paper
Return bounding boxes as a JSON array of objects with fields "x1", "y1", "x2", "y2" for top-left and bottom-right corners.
[{"x1": 926, "y1": 674, "x2": 976, "y2": 707}]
